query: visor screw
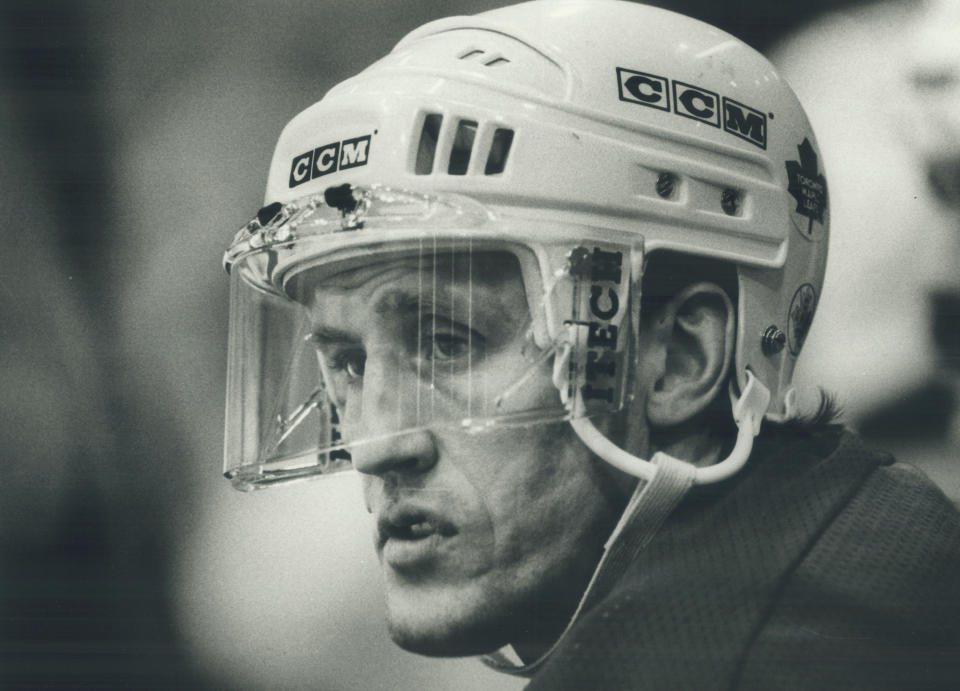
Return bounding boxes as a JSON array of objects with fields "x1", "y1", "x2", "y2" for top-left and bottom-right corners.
[
  {"x1": 656, "y1": 172, "x2": 677, "y2": 199},
  {"x1": 721, "y1": 188, "x2": 741, "y2": 216},
  {"x1": 761, "y1": 325, "x2": 787, "y2": 355},
  {"x1": 324, "y1": 183, "x2": 359, "y2": 213},
  {"x1": 256, "y1": 201, "x2": 283, "y2": 226}
]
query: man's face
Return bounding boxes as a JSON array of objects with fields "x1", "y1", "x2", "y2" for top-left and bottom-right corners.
[{"x1": 305, "y1": 250, "x2": 631, "y2": 658}]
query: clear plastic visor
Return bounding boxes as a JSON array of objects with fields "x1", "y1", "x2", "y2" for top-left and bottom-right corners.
[{"x1": 224, "y1": 188, "x2": 637, "y2": 489}]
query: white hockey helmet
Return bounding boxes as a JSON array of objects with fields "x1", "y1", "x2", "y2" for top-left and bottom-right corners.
[{"x1": 223, "y1": 0, "x2": 828, "y2": 489}]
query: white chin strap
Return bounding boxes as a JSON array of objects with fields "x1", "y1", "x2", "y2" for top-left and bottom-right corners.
[
  {"x1": 569, "y1": 369, "x2": 772, "y2": 485},
  {"x1": 481, "y1": 371, "x2": 773, "y2": 678}
]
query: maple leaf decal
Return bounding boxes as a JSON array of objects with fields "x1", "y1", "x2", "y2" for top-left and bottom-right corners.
[{"x1": 786, "y1": 138, "x2": 827, "y2": 237}]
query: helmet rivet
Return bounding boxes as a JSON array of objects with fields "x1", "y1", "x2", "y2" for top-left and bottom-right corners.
[
  {"x1": 721, "y1": 188, "x2": 740, "y2": 216},
  {"x1": 761, "y1": 325, "x2": 787, "y2": 355},
  {"x1": 567, "y1": 246, "x2": 592, "y2": 279},
  {"x1": 656, "y1": 172, "x2": 677, "y2": 199}
]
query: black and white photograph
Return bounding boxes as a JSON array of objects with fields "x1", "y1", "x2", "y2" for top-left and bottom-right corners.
[{"x1": 2, "y1": 1, "x2": 959, "y2": 689}]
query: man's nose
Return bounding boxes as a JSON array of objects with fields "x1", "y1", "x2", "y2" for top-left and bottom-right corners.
[
  {"x1": 350, "y1": 427, "x2": 438, "y2": 478},
  {"x1": 344, "y1": 352, "x2": 439, "y2": 477}
]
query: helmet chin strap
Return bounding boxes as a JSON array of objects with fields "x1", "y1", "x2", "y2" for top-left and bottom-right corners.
[
  {"x1": 567, "y1": 369, "x2": 772, "y2": 486},
  {"x1": 481, "y1": 372, "x2": 772, "y2": 678},
  {"x1": 481, "y1": 435, "x2": 700, "y2": 678}
]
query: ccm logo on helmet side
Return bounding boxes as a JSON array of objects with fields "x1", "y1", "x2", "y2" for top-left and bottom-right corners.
[
  {"x1": 616, "y1": 67, "x2": 767, "y2": 150},
  {"x1": 289, "y1": 134, "x2": 372, "y2": 188}
]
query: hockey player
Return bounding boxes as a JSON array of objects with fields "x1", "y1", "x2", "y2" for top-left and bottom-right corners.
[{"x1": 221, "y1": 2, "x2": 960, "y2": 687}]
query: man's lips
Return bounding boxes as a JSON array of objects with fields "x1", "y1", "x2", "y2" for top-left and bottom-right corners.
[
  {"x1": 377, "y1": 504, "x2": 457, "y2": 546},
  {"x1": 376, "y1": 504, "x2": 458, "y2": 569}
]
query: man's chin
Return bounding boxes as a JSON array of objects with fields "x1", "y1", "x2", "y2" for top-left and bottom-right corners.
[
  {"x1": 386, "y1": 619, "x2": 504, "y2": 658},
  {"x1": 383, "y1": 591, "x2": 507, "y2": 657}
]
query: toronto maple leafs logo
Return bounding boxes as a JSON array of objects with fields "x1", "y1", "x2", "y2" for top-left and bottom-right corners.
[
  {"x1": 786, "y1": 138, "x2": 827, "y2": 239},
  {"x1": 788, "y1": 283, "x2": 817, "y2": 356}
]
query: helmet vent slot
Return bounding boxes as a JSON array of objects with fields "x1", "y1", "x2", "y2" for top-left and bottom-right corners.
[
  {"x1": 457, "y1": 47, "x2": 511, "y2": 67},
  {"x1": 484, "y1": 128, "x2": 514, "y2": 175},
  {"x1": 413, "y1": 114, "x2": 514, "y2": 176},
  {"x1": 448, "y1": 119, "x2": 478, "y2": 175},
  {"x1": 415, "y1": 113, "x2": 443, "y2": 175}
]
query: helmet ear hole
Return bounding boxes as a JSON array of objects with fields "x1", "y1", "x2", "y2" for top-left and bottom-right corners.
[{"x1": 644, "y1": 282, "x2": 736, "y2": 429}]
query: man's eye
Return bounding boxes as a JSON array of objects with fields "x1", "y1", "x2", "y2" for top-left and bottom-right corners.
[
  {"x1": 332, "y1": 349, "x2": 366, "y2": 378},
  {"x1": 429, "y1": 333, "x2": 470, "y2": 361}
]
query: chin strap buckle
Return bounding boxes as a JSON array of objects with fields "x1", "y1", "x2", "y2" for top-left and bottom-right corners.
[
  {"x1": 693, "y1": 370, "x2": 770, "y2": 485},
  {"x1": 732, "y1": 369, "x2": 771, "y2": 434},
  {"x1": 570, "y1": 370, "x2": 771, "y2": 486}
]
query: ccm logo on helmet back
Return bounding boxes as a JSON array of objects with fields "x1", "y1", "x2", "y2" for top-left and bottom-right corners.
[
  {"x1": 616, "y1": 67, "x2": 767, "y2": 150},
  {"x1": 289, "y1": 134, "x2": 372, "y2": 188}
]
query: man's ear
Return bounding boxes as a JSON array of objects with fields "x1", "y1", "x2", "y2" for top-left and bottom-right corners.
[{"x1": 642, "y1": 282, "x2": 735, "y2": 428}]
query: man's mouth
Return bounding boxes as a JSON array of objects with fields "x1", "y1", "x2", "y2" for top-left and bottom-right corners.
[
  {"x1": 377, "y1": 507, "x2": 456, "y2": 569},
  {"x1": 389, "y1": 517, "x2": 437, "y2": 540},
  {"x1": 379, "y1": 508, "x2": 454, "y2": 542}
]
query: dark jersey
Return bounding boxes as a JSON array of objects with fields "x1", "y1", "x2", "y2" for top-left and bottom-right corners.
[{"x1": 527, "y1": 429, "x2": 960, "y2": 690}]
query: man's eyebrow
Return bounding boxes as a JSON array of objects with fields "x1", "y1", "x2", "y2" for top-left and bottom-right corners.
[
  {"x1": 308, "y1": 325, "x2": 359, "y2": 345},
  {"x1": 310, "y1": 288, "x2": 463, "y2": 343},
  {"x1": 309, "y1": 293, "x2": 424, "y2": 344},
  {"x1": 370, "y1": 290, "x2": 455, "y2": 316}
]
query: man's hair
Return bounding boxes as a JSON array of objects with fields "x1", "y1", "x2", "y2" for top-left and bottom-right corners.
[
  {"x1": 640, "y1": 251, "x2": 841, "y2": 437},
  {"x1": 640, "y1": 250, "x2": 739, "y2": 318}
]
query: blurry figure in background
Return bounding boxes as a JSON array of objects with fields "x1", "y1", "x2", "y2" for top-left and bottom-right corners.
[
  {"x1": 0, "y1": 3, "x2": 208, "y2": 687},
  {"x1": 771, "y1": 0, "x2": 960, "y2": 502},
  {"x1": 221, "y1": 2, "x2": 960, "y2": 688}
]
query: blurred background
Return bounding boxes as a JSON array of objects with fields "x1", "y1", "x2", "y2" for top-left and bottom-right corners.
[{"x1": 1, "y1": 0, "x2": 957, "y2": 688}]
